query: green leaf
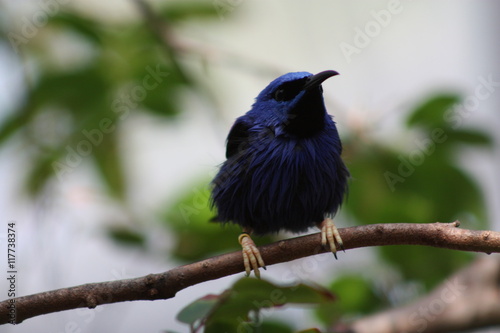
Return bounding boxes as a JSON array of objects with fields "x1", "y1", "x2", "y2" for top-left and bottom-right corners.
[
  {"x1": 315, "y1": 275, "x2": 381, "y2": 326},
  {"x1": 159, "y1": 1, "x2": 219, "y2": 22},
  {"x1": 230, "y1": 277, "x2": 335, "y2": 306},
  {"x1": 26, "y1": 149, "x2": 62, "y2": 195},
  {"x1": 0, "y1": 107, "x2": 37, "y2": 145},
  {"x1": 92, "y1": 131, "x2": 127, "y2": 200},
  {"x1": 443, "y1": 129, "x2": 492, "y2": 147},
  {"x1": 406, "y1": 94, "x2": 461, "y2": 129},
  {"x1": 207, "y1": 278, "x2": 334, "y2": 329},
  {"x1": 28, "y1": 65, "x2": 110, "y2": 116},
  {"x1": 177, "y1": 294, "x2": 219, "y2": 325},
  {"x1": 205, "y1": 321, "x2": 236, "y2": 333},
  {"x1": 107, "y1": 226, "x2": 146, "y2": 248},
  {"x1": 259, "y1": 321, "x2": 294, "y2": 333},
  {"x1": 49, "y1": 12, "x2": 103, "y2": 45},
  {"x1": 206, "y1": 320, "x2": 293, "y2": 333},
  {"x1": 140, "y1": 79, "x2": 180, "y2": 117},
  {"x1": 259, "y1": 320, "x2": 293, "y2": 333}
]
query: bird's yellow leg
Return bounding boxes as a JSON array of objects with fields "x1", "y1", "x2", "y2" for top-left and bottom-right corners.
[
  {"x1": 318, "y1": 218, "x2": 344, "y2": 259},
  {"x1": 238, "y1": 229, "x2": 266, "y2": 278}
]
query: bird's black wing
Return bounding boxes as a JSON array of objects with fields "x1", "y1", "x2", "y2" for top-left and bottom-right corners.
[{"x1": 226, "y1": 118, "x2": 252, "y2": 159}]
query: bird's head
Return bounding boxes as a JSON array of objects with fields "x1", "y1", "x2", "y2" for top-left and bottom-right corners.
[{"x1": 251, "y1": 70, "x2": 339, "y2": 137}]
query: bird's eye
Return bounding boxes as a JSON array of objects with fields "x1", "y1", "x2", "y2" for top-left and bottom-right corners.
[
  {"x1": 273, "y1": 88, "x2": 285, "y2": 101},
  {"x1": 273, "y1": 78, "x2": 308, "y2": 102}
]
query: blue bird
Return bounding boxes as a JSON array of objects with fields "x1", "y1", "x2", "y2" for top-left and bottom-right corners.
[{"x1": 211, "y1": 70, "x2": 349, "y2": 277}]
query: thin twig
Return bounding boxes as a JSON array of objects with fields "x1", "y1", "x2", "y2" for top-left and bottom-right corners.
[
  {"x1": 133, "y1": 0, "x2": 191, "y2": 84},
  {"x1": 1, "y1": 221, "x2": 500, "y2": 325}
]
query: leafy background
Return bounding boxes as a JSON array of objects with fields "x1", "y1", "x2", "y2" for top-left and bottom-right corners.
[{"x1": 0, "y1": 1, "x2": 498, "y2": 332}]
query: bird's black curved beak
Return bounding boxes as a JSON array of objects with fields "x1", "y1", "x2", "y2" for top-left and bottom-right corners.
[{"x1": 303, "y1": 70, "x2": 339, "y2": 91}]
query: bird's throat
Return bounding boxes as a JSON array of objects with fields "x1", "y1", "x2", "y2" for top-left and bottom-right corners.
[{"x1": 284, "y1": 91, "x2": 326, "y2": 137}]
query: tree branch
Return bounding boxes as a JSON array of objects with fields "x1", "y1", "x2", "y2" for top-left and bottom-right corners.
[
  {"x1": 344, "y1": 255, "x2": 500, "y2": 333},
  {"x1": 133, "y1": 0, "x2": 191, "y2": 84},
  {"x1": 1, "y1": 221, "x2": 500, "y2": 325}
]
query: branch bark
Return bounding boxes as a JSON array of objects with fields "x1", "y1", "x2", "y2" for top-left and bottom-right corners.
[
  {"x1": 1, "y1": 221, "x2": 500, "y2": 325},
  {"x1": 344, "y1": 255, "x2": 500, "y2": 333}
]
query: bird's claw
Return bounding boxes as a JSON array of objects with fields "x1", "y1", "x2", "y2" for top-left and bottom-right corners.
[
  {"x1": 238, "y1": 233, "x2": 266, "y2": 278},
  {"x1": 319, "y1": 218, "x2": 344, "y2": 259}
]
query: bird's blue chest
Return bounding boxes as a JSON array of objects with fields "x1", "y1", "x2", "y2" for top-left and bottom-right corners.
[
  {"x1": 211, "y1": 126, "x2": 345, "y2": 234},
  {"x1": 246, "y1": 124, "x2": 337, "y2": 174}
]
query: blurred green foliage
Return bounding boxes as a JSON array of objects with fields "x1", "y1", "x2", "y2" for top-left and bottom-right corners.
[
  {"x1": 343, "y1": 94, "x2": 489, "y2": 289},
  {"x1": 107, "y1": 225, "x2": 146, "y2": 248},
  {"x1": 0, "y1": 2, "x2": 492, "y2": 332},
  {"x1": 315, "y1": 274, "x2": 383, "y2": 326},
  {"x1": 0, "y1": 2, "x2": 210, "y2": 198},
  {"x1": 176, "y1": 278, "x2": 334, "y2": 333}
]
